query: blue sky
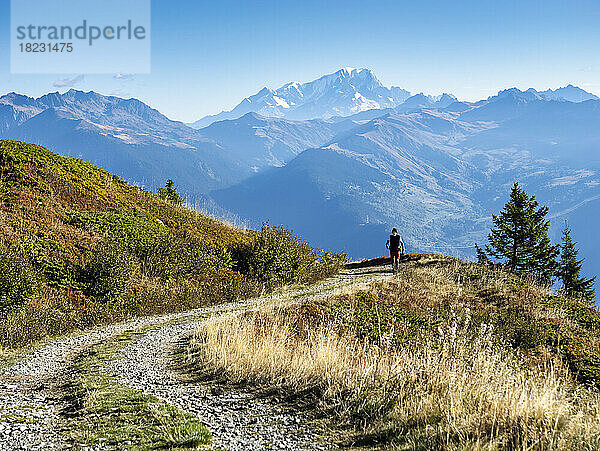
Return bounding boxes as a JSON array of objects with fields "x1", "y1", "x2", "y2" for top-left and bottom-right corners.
[{"x1": 1, "y1": 0, "x2": 600, "y2": 122}]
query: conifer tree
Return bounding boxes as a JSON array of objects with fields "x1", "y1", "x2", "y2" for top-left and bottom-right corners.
[
  {"x1": 158, "y1": 179, "x2": 183, "y2": 205},
  {"x1": 474, "y1": 243, "x2": 489, "y2": 264},
  {"x1": 486, "y1": 182, "x2": 559, "y2": 281},
  {"x1": 557, "y1": 224, "x2": 595, "y2": 301}
]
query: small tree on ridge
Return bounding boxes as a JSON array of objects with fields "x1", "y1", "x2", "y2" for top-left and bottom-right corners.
[
  {"x1": 557, "y1": 223, "x2": 595, "y2": 301},
  {"x1": 158, "y1": 179, "x2": 183, "y2": 205},
  {"x1": 486, "y1": 182, "x2": 559, "y2": 282}
]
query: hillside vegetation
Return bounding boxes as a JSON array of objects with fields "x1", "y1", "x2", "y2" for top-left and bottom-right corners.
[
  {"x1": 187, "y1": 255, "x2": 600, "y2": 450},
  {"x1": 0, "y1": 139, "x2": 346, "y2": 356}
]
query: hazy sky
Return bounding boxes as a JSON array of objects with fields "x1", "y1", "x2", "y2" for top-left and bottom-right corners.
[{"x1": 1, "y1": 0, "x2": 600, "y2": 122}]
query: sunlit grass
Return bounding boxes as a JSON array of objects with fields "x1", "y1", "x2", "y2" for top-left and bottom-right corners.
[{"x1": 186, "y1": 257, "x2": 600, "y2": 449}]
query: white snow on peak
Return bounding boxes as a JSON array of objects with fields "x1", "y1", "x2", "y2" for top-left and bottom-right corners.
[
  {"x1": 271, "y1": 95, "x2": 290, "y2": 108},
  {"x1": 193, "y1": 67, "x2": 413, "y2": 127}
]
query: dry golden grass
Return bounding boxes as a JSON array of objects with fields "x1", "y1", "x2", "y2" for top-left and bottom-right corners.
[
  {"x1": 191, "y1": 309, "x2": 600, "y2": 449},
  {"x1": 186, "y1": 258, "x2": 600, "y2": 450}
]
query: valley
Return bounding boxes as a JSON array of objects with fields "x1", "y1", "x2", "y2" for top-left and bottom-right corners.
[{"x1": 2, "y1": 68, "x2": 599, "y2": 285}]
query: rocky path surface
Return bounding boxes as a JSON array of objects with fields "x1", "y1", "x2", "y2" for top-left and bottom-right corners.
[{"x1": 0, "y1": 265, "x2": 390, "y2": 450}]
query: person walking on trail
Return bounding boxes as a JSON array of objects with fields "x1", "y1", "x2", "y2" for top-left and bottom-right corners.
[{"x1": 386, "y1": 228, "x2": 405, "y2": 273}]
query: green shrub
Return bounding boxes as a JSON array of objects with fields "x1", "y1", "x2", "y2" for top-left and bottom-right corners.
[
  {"x1": 67, "y1": 210, "x2": 233, "y2": 281},
  {"x1": 0, "y1": 245, "x2": 39, "y2": 311},
  {"x1": 232, "y1": 223, "x2": 345, "y2": 289},
  {"x1": 170, "y1": 242, "x2": 233, "y2": 280},
  {"x1": 232, "y1": 223, "x2": 315, "y2": 288},
  {"x1": 78, "y1": 241, "x2": 136, "y2": 303},
  {"x1": 542, "y1": 295, "x2": 600, "y2": 331},
  {"x1": 493, "y1": 309, "x2": 550, "y2": 350},
  {"x1": 311, "y1": 251, "x2": 349, "y2": 281},
  {"x1": 560, "y1": 333, "x2": 600, "y2": 384},
  {"x1": 67, "y1": 210, "x2": 166, "y2": 253},
  {"x1": 24, "y1": 236, "x2": 77, "y2": 289},
  {"x1": 136, "y1": 236, "x2": 233, "y2": 281}
]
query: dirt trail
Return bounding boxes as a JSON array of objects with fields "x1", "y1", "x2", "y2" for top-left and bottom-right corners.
[{"x1": 0, "y1": 264, "x2": 391, "y2": 450}]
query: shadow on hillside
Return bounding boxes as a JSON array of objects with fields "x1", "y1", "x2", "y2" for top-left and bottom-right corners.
[{"x1": 345, "y1": 253, "x2": 427, "y2": 271}]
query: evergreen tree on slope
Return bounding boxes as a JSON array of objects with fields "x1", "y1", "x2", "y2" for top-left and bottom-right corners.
[
  {"x1": 486, "y1": 182, "x2": 559, "y2": 282},
  {"x1": 557, "y1": 223, "x2": 596, "y2": 301}
]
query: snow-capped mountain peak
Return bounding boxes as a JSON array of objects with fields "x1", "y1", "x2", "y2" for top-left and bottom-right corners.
[{"x1": 191, "y1": 68, "x2": 411, "y2": 128}]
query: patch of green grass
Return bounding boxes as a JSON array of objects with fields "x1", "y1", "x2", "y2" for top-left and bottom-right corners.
[
  {"x1": 330, "y1": 290, "x2": 434, "y2": 345},
  {"x1": 0, "y1": 413, "x2": 39, "y2": 423},
  {"x1": 66, "y1": 329, "x2": 211, "y2": 450}
]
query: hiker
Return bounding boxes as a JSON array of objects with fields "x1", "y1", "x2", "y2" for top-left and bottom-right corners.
[{"x1": 386, "y1": 228, "x2": 405, "y2": 273}]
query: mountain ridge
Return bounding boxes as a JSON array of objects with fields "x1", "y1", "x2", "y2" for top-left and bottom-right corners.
[
  {"x1": 191, "y1": 68, "x2": 412, "y2": 127},
  {"x1": 191, "y1": 67, "x2": 598, "y2": 127},
  {"x1": 0, "y1": 89, "x2": 254, "y2": 200}
]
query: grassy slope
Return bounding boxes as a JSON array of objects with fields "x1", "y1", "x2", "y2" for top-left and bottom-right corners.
[
  {"x1": 0, "y1": 139, "x2": 345, "y2": 359},
  {"x1": 187, "y1": 255, "x2": 600, "y2": 450},
  {"x1": 0, "y1": 138, "x2": 241, "y2": 251},
  {"x1": 0, "y1": 139, "x2": 245, "y2": 352}
]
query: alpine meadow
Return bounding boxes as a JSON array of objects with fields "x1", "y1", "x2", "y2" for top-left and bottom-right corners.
[{"x1": 3, "y1": 1, "x2": 600, "y2": 449}]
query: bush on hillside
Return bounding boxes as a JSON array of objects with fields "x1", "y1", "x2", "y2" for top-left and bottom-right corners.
[
  {"x1": 233, "y1": 223, "x2": 348, "y2": 289},
  {"x1": 78, "y1": 241, "x2": 137, "y2": 303},
  {"x1": 138, "y1": 236, "x2": 234, "y2": 281},
  {"x1": 67, "y1": 210, "x2": 167, "y2": 255},
  {"x1": 493, "y1": 308, "x2": 550, "y2": 350},
  {"x1": 0, "y1": 245, "x2": 39, "y2": 311},
  {"x1": 315, "y1": 251, "x2": 350, "y2": 280},
  {"x1": 67, "y1": 210, "x2": 234, "y2": 281},
  {"x1": 24, "y1": 236, "x2": 78, "y2": 289}
]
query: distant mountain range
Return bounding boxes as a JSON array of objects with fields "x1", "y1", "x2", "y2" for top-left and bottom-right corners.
[
  {"x1": 214, "y1": 103, "x2": 600, "y2": 259},
  {"x1": 191, "y1": 68, "x2": 412, "y2": 128},
  {"x1": 1, "y1": 68, "x2": 600, "y2": 287},
  {"x1": 537, "y1": 85, "x2": 598, "y2": 102},
  {"x1": 0, "y1": 89, "x2": 251, "y2": 204},
  {"x1": 191, "y1": 68, "x2": 596, "y2": 128},
  {"x1": 198, "y1": 112, "x2": 357, "y2": 170}
]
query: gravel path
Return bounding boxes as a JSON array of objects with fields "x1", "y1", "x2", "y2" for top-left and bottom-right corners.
[
  {"x1": 109, "y1": 321, "x2": 326, "y2": 450},
  {"x1": 0, "y1": 266, "x2": 391, "y2": 450}
]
